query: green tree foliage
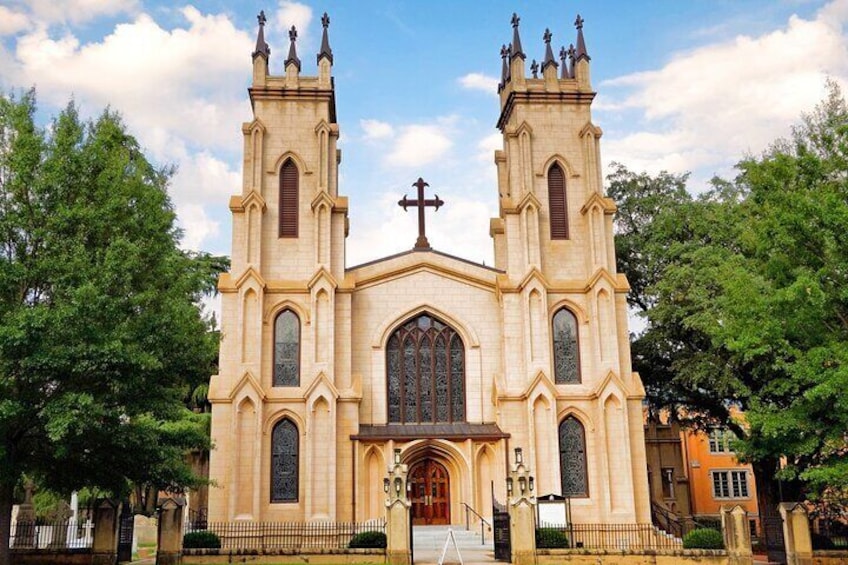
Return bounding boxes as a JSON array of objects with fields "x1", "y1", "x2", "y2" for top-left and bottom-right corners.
[
  {"x1": 611, "y1": 81, "x2": 848, "y2": 506},
  {"x1": 0, "y1": 90, "x2": 226, "y2": 562}
]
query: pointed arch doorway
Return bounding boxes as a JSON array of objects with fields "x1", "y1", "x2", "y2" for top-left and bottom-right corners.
[{"x1": 409, "y1": 459, "x2": 450, "y2": 525}]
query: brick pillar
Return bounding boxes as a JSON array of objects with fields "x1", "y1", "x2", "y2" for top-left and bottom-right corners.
[
  {"x1": 779, "y1": 503, "x2": 813, "y2": 565},
  {"x1": 507, "y1": 449, "x2": 537, "y2": 565},
  {"x1": 385, "y1": 452, "x2": 411, "y2": 565},
  {"x1": 721, "y1": 504, "x2": 753, "y2": 565},
  {"x1": 156, "y1": 497, "x2": 186, "y2": 565},
  {"x1": 91, "y1": 499, "x2": 121, "y2": 565}
]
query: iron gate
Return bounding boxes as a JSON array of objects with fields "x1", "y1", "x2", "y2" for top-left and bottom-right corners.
[
  {"x1": 117, "y1": 505, "x2": 134, "y2": 563},
  {"x1": 492, "y1": 482, "x2": 510, "y2": 562},
  {"x1": 762, "y1": 505, "x2": 786, "y2": 564}
]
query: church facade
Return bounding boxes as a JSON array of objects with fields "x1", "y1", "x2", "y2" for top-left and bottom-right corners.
[{"x1": 207, "y1": 12, "x2": 651, "y2": 526}]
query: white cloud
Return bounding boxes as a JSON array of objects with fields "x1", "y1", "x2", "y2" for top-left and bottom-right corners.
[
  {"x1": 386, "y1": 124, "x2": 453, "y2": 167},
  {"x1": 360, "y1": 119, "x2": 394, "y2": 140},
  {"x1": 271, "y1": 0, "x2": 313, "y2": 56},
  {"x1": 458, "y1": 72, "x2": 499, "y2": 95},
  {"x1": 19, "y1": 0, "x2": 138, "y2": 25},
  {"x1": 0, "y1": 7, "x2": 29, "y2": 35},
  {"x1": 600, "y1": 0, "x2": 848, "y2": 181},
  {"x1": 476, "y1": 132, "x2": 502, "y2": 162}
]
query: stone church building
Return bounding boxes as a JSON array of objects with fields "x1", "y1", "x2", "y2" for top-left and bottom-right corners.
[{"x1": 207, "y1": 12, "x2": 651, "y2": 526}]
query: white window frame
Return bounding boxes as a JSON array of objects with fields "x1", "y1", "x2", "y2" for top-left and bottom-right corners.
[
  {"x1": 708, "y1": 429, "x2": 735, "y2": 454},
  {"x1": 711, "y1": 470, "x2": 750, "y2": 499}
]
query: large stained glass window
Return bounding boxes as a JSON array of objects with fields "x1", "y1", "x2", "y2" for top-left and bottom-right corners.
[
  {"x1": 274, "y1": 310, "x2": 300, "y2": 386},
  {"x1": 558, "y1": 416, "x2": 588, "y2": 497},
  {"x1": 386, "y1": 313, "x2": 465, "y2": 424},
  {"x1": 271, "y1": 419, "x2": 298, "y2": 502},
  {"x1": 552, "y1": 308, "x2": 580, "y2": 384}
]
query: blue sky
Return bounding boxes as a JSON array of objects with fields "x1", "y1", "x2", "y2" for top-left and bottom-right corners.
[{"x1": 1, "y1": 0, "x2": 846, "y2": 268}]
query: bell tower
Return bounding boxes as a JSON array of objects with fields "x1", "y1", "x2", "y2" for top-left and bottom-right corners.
[
  {"x1": 210, "y1": 11, "x2": 351, "y2": 522},
  {"x1": 491, "y1": 14, "x2": 650, "y2": 522}
]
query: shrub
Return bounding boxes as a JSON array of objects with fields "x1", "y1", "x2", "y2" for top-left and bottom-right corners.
[
  {"x1": 535, "y1": 527, "x2": 569, "y2": 549},
  {"x1": 183, "y1": 531, "x2": 222, "y2": 549},
  {"x1": 348, "y1": 531, "x2": 387, "y2": 549},
  {"x1": 683, "y1": 528, "x2": 724, "y2": 549}
]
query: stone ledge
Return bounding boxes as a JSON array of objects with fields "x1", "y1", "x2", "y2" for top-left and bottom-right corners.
[
  {"x1": 184, "y1": 548, "x2": 385, "y2": 556},
  {"x1": 537, "y1": 548, "x2": 728, "y2": 556}
]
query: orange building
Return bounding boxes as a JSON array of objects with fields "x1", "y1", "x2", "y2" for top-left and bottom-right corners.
[{"x1": 682, "y1": 428, "x2": 760, "y2": 535}]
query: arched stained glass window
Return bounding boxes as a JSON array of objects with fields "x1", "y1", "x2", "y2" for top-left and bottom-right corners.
[
  {"x1": 386, "y1": 313, "x2": 465, "y2": 424},
  {"x1": 552, "y1": 308, "x2": 580, "y2": 384},
  {"x1": 274, "y1": 310, "x2": 300, "y2": 386},
  {"x1": 279, "y1": 159, "x2": 298, "y2": 237},
  {"x1": 559, "y1": 416, "x2": 588, "y2": 497},
  {"x1": 271, "y1": 419, "x2": 298, "y2": 502},
  {"x1": 548, "y1": 163, "x2": 568, "y2": 239}
]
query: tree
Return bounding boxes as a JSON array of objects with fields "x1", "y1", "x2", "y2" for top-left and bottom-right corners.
[
  {"x1": 0, "y1": 91, "x2": 226, "y2": 563},
  {"x1": 610, "y1": 81, "x2": 848, "y2": 510}
]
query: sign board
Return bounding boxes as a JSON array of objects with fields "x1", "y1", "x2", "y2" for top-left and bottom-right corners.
[{"x1": 537, "y1": 494, "x2": 567, "y2": 527}]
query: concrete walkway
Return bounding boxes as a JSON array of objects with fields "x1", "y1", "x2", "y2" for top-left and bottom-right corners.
[{"x1": 412, "y1": 524, "x2": 495, "y2": 564}]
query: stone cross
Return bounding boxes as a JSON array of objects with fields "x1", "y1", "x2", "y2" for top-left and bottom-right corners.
[{"x1": 398, "y1": 178, "x2": 444, "y2": 250}]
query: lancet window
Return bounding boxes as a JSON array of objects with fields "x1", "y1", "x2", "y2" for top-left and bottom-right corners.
[
  {"x1": 552, "y1": 308, "x2": 580, "y2": 384},
  {"x1": 271, "y1": 419, "x2": 298, "y2": 502},
  {"x1": 273, "y1": 309, "x2": 300, "y2": 386},
  {"x1": 386, "y1": 313, "x2": 465, "y2": 424},
  {"x1": 548, "y1": 163, "x2": 568, "y2": 239},
  {"x1": 559, "y1": 416, "x2": 588, "y2": 497},
  {"x1": 279, "y1": 159, "x2": 298, "y2": 237}
]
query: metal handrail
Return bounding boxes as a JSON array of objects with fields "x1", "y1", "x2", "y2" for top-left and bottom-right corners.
[{"x1": 460, "y1": 502, "x2": 492, "y2": 545}]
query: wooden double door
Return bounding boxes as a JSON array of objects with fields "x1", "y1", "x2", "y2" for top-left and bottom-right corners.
[{"x1": 409, "y1": 459, "x2": 450, "y2": 525}]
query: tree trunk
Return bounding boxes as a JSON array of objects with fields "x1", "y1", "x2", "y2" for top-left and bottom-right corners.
[{"x1": 0, "y1": 481, "x2": 14, "y2": 565}]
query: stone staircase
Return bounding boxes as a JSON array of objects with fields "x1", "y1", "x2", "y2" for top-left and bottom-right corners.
[{"x1": 412, "y1": 524, "x2": 496, "y2": 564}]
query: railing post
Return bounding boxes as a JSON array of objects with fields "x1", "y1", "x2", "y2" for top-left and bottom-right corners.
[
  {"x1": 779, "y1": 503, "x2": 813, "y2": 565},
  {"x1": 92, "y1": 499, "x2": 121, "y2": 565},
  {"x1": 721, "y1": 504, "x2": 754, "y2": 565},
  {"x1": 385, "y1": 458, "x2": 411, "y2": 565},
  {"x1": 156, "y1": 497, "x2": 185, "y2": 565},
  {"x1": 508, "y1": 456, "x2": 536, "y2": 565}
]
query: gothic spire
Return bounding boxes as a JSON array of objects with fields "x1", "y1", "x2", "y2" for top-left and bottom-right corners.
[
  {"x1": 499, "y1": 44, "x2": 509, "y2": 92},
  {"x1": 559, "y1": 46, "x2": 567, "y2": 78},
  {"x1": 317, "y1": 12, "x2": 333, "y2": 64},
  {"x1": 574, "y1": 14, "x2": 590, "y2": 61},
  {"x1": 506, "y1": 43, "x2": 513, "y2": 82},
  {"x1": 285, "y1": 25, "x2": 301, "y2": 70},
  {"x1": 252, "y1": 10, "x2": 270, "y2": 60},
  {"x1": 510, "y1": 13, "x2": 525, "y2": 60},
  {"x1": 542, "y1": 28, "x2": 558, "y2": 72}
]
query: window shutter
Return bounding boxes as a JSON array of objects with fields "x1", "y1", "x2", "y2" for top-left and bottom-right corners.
[
  {"x1": 279, "y1": 160, "x2": 298, "y2": 237},
  {"x1": 548, "y1": 164, "x2": 568, "y2": 239}
]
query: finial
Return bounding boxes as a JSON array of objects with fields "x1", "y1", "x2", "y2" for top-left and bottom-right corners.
[
  {"x1": 252, "y1": 10, "x2": 270, "y2": 60},
  {"x1": 574, "y1": 14, "x2": 590, "y2": 61},
  {"x1": 510, "y1": 13, "x2": 525, "y2": 60},
  {"x1": 530, "y1": 59, "x2": 539, "y2": 78},
  {"x1": 499, "y1": 44, "x2": 509, "y2": 91},
  {"x1": 567, "y1": 43, "x2": 576, "y2": 78},
  {"x1": 285, "y1": 25, "x2": 301, "y2": 70},
  {"x1": 559, "y1": 46, "x2": 567, "y2": 78},
  {"x1": 542, "y1": 28, "x2": 557, "y2": 72},
  {"x1": 317, "y1": 11, "x2": 333, "y2": 64}
]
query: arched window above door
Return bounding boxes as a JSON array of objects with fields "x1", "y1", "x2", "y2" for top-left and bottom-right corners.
[{"x1": 386, "y1": 313, "x2": 465, "y2": 424}]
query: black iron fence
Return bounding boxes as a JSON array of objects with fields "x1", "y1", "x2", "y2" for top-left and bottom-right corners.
[
  {"x1": 10, "y1": 519, "x2": 94, "y2": 549},
  {"x1": 537, "y1": 522, "x2": 684, "y2": 550},
  {"x1": 812, "y1": 518, "x2": 848, "y2": 550},
  {"x1": 184, "y1": 519, "x2": 386, "y2": 551}
]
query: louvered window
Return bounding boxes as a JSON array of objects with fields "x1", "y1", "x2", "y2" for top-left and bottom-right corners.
[
  {"x1": 279, "y1": 159, "x2": 298, "y2": 237},
  {"x1": 548, "y1": 163, "x2": 568, "y2": 239}
]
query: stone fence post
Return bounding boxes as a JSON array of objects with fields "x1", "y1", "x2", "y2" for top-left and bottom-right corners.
[
  {"x1": 721, "y1": 504, "x2": 753, "y2": 565},
  {"x1": 779, "y1": 502, "x2": 813, "y2": 565},
  {"x1": 156, "y1": 497, "x2": 185, "y2": 565},
  {"x1": 385, "y1": 450, "x2": 411, "y2": 565},
  {"x1": 92, "y1": 499, "x2": 121, "y2": 565},
  {"x1": 507, "y1": 448, "x2": 536, "y2": 565}
]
